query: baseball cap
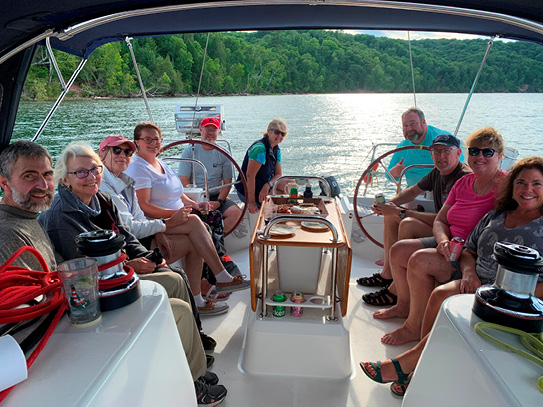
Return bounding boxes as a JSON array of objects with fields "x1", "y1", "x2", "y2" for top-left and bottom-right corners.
[
  {"x1": 200, "y1": 117, "x2": 220, "y2": 129},
  {"x1": 431, "y1": 134, "x2": 460, "y2": 149},
  {"x1": 99, "y1": 135, "x2": 136, "y2": 152}
]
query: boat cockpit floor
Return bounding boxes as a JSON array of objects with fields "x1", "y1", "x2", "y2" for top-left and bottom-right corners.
[{"x1": 201, "y1": 250, "x2": 415, "y2": 407}]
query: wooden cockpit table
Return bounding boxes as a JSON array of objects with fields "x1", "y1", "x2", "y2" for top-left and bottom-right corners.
[{"x1": 249, "y1": 195, "x2": 352, "y2": 321}]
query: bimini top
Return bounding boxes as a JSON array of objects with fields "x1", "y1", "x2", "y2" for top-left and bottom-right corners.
[
  {"x1": 1, "y1": 0, "x2": 543, "y2": 145},
  {"x1": 2, "y1": 0, "x2": 543, "y2": 62}
]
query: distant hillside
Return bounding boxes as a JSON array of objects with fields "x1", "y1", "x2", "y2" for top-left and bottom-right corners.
[{"x1": 23, "y1": 30, "x2": 543, "y2": 100}]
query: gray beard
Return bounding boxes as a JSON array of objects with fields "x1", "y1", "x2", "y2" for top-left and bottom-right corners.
[
  {"x1": 12, "y1": 187, "x2": 53, "y2": 212},
  {"x1": 407, "y1": 132, "x2": 424, "y2": 143}
]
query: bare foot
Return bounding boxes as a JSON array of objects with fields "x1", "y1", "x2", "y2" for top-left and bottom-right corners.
[
  {"x1": 375, "y1": 258, "x2": 385, "y2": 266},
  {"x1": 373, "y1": 304, "x2": 409, "y2": 320},
  {"x1": 381, "y1": 325, "x2": 420, "y2": 345}
]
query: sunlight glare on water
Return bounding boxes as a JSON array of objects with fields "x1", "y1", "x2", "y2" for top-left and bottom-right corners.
[{"x1": 13, "y1": 93, "x2": 543, "y2": 196}]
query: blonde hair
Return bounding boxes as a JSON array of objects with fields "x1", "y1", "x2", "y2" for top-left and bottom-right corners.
[
  {"x1": 264, "y1": 118, "x2": 288, "y2": 138},
  {"x1": 465, "y1": 127, "x2": 505, "y2": 154},
  {"x1": 55, "y1": 142, "x2": 102, "y2": 185}
]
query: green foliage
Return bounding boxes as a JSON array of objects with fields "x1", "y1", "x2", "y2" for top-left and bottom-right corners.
[{"x1": 23, "y1": 30, "x2": 543, "y2": 99}]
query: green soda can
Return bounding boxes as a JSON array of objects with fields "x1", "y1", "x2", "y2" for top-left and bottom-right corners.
[
  {"x1": 375, "y1": 193, "x2": 386, "y2": 204},
  {"x1": 272, "y1": 290, "x2": 287, "y2": 317}
]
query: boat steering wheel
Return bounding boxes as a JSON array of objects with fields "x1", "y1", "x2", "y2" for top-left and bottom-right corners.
[
  {"x1": 353, "y1": 145, "x2": 431, "y2": 248},
  {"x1": 161, "y1": 139, "x2": 248, "y2": 237}
]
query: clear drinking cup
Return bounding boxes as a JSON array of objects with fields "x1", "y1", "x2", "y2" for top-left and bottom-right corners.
[{"x1": 57, "y1": 258, "x2": 102, "y2": 326}]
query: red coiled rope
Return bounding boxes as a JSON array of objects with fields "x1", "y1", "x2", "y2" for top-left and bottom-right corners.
[{"x1": 0, "y1": 246, "x2": 67, "y2": 403}]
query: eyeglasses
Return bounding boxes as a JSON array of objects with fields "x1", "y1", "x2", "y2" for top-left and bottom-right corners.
[
  {"x1": 111, "y1": 146, "x2": 134, "y2": 157},
  {"x1": 468, "y1": 147, "x2": 496, "y2": 158},
  {"x1": 202, "y1": 126, "x2": 220, "y2": 133},
  {"x1": 68, "y1": 165, "x2": 103, "y2": 179},
  {"x1": 270, "y1": 128, "x2": 287, "y2": 137},
  {"x1": 430, "y1": 147, "x2": 456, "y2": 155},
  {"x1": 139, "y1": 137, "x2": 163, "y2": 144}
]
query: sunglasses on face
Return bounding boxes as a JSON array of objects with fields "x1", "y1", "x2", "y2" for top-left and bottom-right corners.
[
  {"x1": 468, "y1": 147, "x2": 496, "y2": 157},
  {"x1": 270, "y1": 128, "x2": 287, "y2": 137},
  {"x1": 68, "y1": 165, "x2": 103, "y2": 179},
  {"x1": 111, "y1": 146, "x2": 134, "y2": 157}
]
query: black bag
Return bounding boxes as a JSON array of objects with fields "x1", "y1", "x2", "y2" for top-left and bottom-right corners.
[{"x1": 191, "y1": 208, "x2": 241, "y2": 283}]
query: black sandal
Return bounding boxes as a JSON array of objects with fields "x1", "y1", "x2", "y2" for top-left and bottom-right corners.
[
  {"x1": 357, "y1": 272, "x2": 393, "y2": 287},
  {"x1": 362, "y1": 287, "x2": 398, "y2": 306}
]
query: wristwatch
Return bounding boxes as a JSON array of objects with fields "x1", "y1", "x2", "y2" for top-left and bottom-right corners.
[
  {"x1": 268, "y1": 180, "x2": 274, "y2": 188},
  {"x1": 399, "y1": 209, "x2": 406, "y2": 219},
  {"x1": 217, "y1": 199, "x2": 225, "y2": 205}
]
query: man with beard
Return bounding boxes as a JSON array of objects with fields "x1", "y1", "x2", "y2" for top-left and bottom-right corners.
[
  {"x1": 387, "y1": 108, "x2": 453, "y2": 187},
  {"x1": 0, "y1": 141, "x2": 57, "y2": 270}
]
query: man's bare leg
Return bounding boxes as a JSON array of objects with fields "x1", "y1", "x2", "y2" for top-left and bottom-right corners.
[
  {"x1": 381, "y1": 248, "x2": 452, "y2": 345},
  {"x1": 373, "y1": 238, "x2": 424, "y2": 319}
]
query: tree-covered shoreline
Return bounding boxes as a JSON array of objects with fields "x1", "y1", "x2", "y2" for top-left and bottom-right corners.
[{"x1": 24, "y1": 30, "x2": 543, "y2": 100}]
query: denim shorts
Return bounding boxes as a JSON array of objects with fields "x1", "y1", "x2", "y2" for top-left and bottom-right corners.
[{"x1": 419, "y1": 236, "x2": 461, "y2": 281}]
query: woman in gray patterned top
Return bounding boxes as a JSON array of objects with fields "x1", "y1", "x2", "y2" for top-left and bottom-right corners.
[{"x1": 422, "y1": 155, "x2": 543, "y2": 332}]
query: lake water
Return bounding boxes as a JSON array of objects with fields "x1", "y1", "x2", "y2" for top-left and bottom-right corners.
[{"x1": 13, "y1": 93, "x2": 543, "y2": 195}]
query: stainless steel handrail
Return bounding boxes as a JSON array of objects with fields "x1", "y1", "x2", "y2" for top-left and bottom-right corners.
[
  {"x1": 258, "y1": 214, "x2": 341, "y2": 320},
  {"x1": 162, "y1": 157, "x2": 210, "y2": 201},
  {"x1": 259, "y1": 215, "x2": 339, "y2": 243}
]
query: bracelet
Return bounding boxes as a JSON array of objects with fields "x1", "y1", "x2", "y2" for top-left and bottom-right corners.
[
  {"x1": 249, "y1": 201, "x2": 257, "y2": 204},
  {"x1": 218, "y1": 199, "x2": 225, "y2": 205}
]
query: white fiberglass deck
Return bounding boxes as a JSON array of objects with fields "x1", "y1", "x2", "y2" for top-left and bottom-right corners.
[
  {"x1": 201, "y1": 249, "x2": 413, "y2": 407},
  {"x1": 405, "y1": 294, "x2": 543, "y2": 407}
]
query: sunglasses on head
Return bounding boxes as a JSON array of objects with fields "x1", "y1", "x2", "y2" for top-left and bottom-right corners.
[
  {"x1": 111, "y1": 146, "x2": 134, "y2": 157},
  {"x1": 468, "y1": 147, "x2": 496, "y2": 157},
  {"x1": 270, "y1": 128, "x2": 287, "y2": 137}
]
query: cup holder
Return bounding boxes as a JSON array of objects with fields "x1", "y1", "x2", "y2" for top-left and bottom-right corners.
[{"x1": 309, "y1": 296, "x2": 326, "y2": 305}]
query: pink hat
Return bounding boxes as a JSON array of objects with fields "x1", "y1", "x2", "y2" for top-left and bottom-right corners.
[
  {"x1": 99, "y1": 135, "x2": 136, "y2": 152},
  {"x1": 200, "y1": 117, "x2": 220, "y2": 129}
]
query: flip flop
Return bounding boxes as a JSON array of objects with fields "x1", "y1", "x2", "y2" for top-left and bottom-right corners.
[
  {"x1": 362, "y1": 287, "x2": 397, "y2": 306},
  {"x1": 357, "y1": 272, "x2": 393, "y2": 287}
]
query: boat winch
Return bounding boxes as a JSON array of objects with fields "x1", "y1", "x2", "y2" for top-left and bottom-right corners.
[
  {"x1": 76, "y1": 230, "x2": 141, "y2": 311},
  {"x1": 472, "y1": 242, "x2": 543, "y2": 333}
]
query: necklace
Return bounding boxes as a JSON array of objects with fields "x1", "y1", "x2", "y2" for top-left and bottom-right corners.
[{"x1": 473, "y1": 170, "x2": 500, "y2": 195}]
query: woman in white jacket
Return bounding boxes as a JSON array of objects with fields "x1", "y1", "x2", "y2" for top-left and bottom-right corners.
[{"x1": 98, "y1": 135, "x2": 241, "y2": 315}]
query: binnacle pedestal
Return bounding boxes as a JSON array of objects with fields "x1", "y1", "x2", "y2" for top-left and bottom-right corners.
[{"x1": 241, "y1": 195, "x2": 352, "y2": 378}]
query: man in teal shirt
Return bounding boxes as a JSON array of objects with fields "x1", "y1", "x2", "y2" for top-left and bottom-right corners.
[{"x1": 388, "y1": 108, "x2": 462, "y2": 187}]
